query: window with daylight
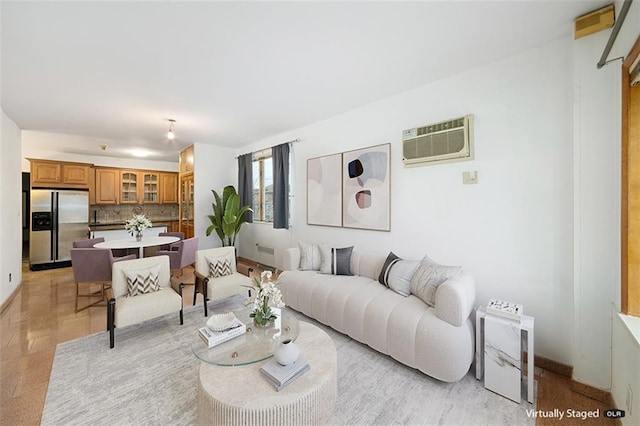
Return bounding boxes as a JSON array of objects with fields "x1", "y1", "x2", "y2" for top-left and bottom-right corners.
[{"x1": 252, "y1": 151, "x2": 274, "y2": 222}]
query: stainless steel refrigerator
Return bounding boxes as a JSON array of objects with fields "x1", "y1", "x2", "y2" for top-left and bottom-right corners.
[{"x1": 30, "y1": 189, "x2": 89, "y2": 270}]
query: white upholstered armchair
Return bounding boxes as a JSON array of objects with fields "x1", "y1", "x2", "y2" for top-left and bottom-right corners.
[
  {"x1": 107, "y1": 255, "x2": 184, "y2": 348},
  {"x1": 193, "y1": 247, "x2": 252, "y2": 316}
]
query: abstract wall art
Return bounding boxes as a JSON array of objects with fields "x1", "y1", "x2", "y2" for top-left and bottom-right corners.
[
  {"x1": 342, "y1": 143, "x2": 390, "y2": 231},
  {"x1": 307, "y1": 153, "x2": 343, "y2": 227}
]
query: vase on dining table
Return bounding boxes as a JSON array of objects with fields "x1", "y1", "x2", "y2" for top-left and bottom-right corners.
[{"x1": 135, "y1": 231, "x2": 143, "y2": 242}]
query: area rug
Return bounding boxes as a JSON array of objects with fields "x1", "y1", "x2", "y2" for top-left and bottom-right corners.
[{"x1": 42, "y1": 297, "x2": 535, "y2": 425}]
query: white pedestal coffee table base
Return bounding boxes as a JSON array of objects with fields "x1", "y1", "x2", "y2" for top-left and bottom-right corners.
[{"x1": 197, "y1": 321, "x2": 337, "y2": 426}]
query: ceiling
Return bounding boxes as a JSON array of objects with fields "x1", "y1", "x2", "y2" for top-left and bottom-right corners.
[{"x1": 2, "y1": 1, "x2": 609, "y2": 162}]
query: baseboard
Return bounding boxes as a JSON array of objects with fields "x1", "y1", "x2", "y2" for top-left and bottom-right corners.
[
  {"x1": 532, "y1": 354, "x2": 573, "y2": 378},
  {"x1": 570, "y1": 380, "x2": 614, "y2": 405},
  {"x1": 0, "y1": 281, "x2": 22, "y2": 315},
  {"x1": 529, "y1": 353, "x2": 616, "y2": 408}
]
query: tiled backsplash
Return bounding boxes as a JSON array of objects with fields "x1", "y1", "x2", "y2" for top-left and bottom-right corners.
[{"x1": 90, "y1": 204, "x2": 179, "y2": 224}]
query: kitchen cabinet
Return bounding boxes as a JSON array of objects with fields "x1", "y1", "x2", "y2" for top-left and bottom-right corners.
[
  {"x1": 160, "y1": 173, "x2": 178, "y2": 204},
  {"x1": 30, "y1": 159, "x2": 91, "y2": 188},
  {"x1": 120, "y1": 170, "x2": 162, "y2": 204},
  {"x1": 179, "y1": 145, "x2": 194, "y2": 174},
  {"x1": 120, "y1": 170, "x2": 139, "y2": 204},
  {"x1": 95, "y1": 168, "x2": 119, "y2": 204},
  {"x1": 179, "y1": 174, "x2": 194, "y2": 239},
  {"x1": 93, "y1": 167, "x2": 177, "y2": 206},
  {"x1": 141, "y1": 171, "x2": 160, "y2": 203}
]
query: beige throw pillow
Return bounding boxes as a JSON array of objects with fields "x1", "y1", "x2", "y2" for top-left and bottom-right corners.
[
  {"x1": 124, "y1": 264, "x2": 161, "y2": 297},
  {"x1": 410, "y1": 256, "x2": 461, "y2": 307}
]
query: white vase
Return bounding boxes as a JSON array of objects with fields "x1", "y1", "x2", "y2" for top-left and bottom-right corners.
[{"x1": 274, "y1": 339, "x2": 299, "y2": 366}]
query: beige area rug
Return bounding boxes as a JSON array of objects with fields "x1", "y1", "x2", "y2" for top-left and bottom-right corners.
[{"x1": 42, "y1": 297, "x2": 535, "y2": 425}]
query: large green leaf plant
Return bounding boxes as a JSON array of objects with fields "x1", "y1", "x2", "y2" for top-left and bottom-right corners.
[{"x1": 206, "y1": 185, "x2": 253, "y2": 247}]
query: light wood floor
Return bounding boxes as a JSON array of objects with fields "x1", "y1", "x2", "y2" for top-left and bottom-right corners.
[{"x1": 0, "y1": 262, "x2": 615, "y2": 425}]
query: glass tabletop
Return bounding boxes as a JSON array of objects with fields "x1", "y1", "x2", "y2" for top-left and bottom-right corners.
[{"x1": 192, "y1": 307, "x2": 300, "y2": 366}]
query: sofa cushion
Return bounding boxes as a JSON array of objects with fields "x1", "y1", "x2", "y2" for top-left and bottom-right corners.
[
  {"x1": 410, "y1": 256, "x2": 461, "y2": 307},
  {"x1": 387, "y1": 260, "x2": 419, "y2": 297},
  {"x1": 320, "y1": 246, "x2": 354, "y2": 275},
  {"x1": 298, "y1": 242, "x2": 322, "y2": 270},
  {"x1": 124, "y1": 264, "x2": 161, "y2": 297},
  {"x1": 378, "y1": 251, "x2": 400, "y2": 286}
]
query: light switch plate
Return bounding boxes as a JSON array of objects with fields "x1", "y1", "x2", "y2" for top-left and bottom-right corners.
[{"x1": 463, "y1": 171, "x2": 479, "y2": 185}]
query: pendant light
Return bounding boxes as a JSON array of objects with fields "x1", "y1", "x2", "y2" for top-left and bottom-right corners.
[{"x1": 167, "y1": 119, "x2": 176, "y2": 140}]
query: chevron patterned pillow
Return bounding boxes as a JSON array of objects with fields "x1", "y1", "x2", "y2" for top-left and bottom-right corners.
[
  {"x1": 208, "y1": 258, "x2": 232, "y2": 278},
  {"x1": 124, "y1": 264, "x2": 161, "y2": 297}
]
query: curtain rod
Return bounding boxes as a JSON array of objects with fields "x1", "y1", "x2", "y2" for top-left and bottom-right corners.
[
  {"x1": 235, "y1": 138, "x2": 300, "y2": 159},
  {"x1": 597, "y1": 0, "x2": 633, "y2": 69}
]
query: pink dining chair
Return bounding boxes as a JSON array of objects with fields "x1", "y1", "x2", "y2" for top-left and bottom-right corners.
[{"x1": 70, "y1": 248, "x2": 136, "y2": 312}]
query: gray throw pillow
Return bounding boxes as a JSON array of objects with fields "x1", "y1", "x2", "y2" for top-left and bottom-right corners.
[
  {"x1": 410, "y1": 256, "x2": 461, "y2": 307},
  {"x1": 387, "y1": 260, "x2": 419, "y2": 296},
  {"x1": 319, "y1": 246, "x2": 354, "y2": 275}
]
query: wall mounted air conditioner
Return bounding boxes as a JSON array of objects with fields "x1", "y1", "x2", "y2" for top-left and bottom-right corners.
[{"x1": 402, "y1": 115, "x2": 474, "y2": 166}]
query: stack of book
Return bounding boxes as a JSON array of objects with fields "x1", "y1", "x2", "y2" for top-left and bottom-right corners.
[
  {"x1": 198, "y1": 317, "x2": 246, "y2": 348},
  {"x1": 486, "y1": 298, "x2": 523, "y2": 321},
  {"x1": 260, "y1": 355, "x2": 310, "y2": 391}
]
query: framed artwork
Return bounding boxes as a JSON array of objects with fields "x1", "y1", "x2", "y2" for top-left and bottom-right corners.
[
  {"x1": 342, "y1": 143, "x2": 391, "y2": 231},
  {"x1": 307, "y1": 153, "x2": 342, "y2": 227}
]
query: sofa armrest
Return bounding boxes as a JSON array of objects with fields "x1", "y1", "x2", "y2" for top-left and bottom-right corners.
[
  {"x1": 282, "y1": 248, "x2": 300, "y2": 271},
  {"x1": 435, "y1": 269, "x2": 475, "y2": 327}
]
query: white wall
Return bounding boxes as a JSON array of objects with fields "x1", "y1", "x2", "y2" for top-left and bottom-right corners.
[
  {"x1": 193, "y1": 143, "x2": 236, "y2": 250},
  {"x1": 572, "y1": 28, "x2": 620, "y2": 391},
  {"x1": 1, "y1": 109, "x2": 23, "y2": 306},
  {"x1": 612, "y1": 314, "x2": 640, "y2": 426},
  {"x1": 238, "y1": 37, "x2": 575, "y2": 365},
  {"x1": 21, "y1": 130, "x2": 178, "y2": 172}
]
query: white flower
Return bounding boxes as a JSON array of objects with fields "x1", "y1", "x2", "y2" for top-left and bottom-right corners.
[{"x1": 124, "y1": 214, "x2": 153, "y2": 233}]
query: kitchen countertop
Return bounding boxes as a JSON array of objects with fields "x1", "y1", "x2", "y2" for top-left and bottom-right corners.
[{"x1": 89, "y1": 220, "x2": 178, "y2": 230}]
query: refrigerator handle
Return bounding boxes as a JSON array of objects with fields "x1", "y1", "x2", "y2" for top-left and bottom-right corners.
[{"x1": 53, "y1": 192, "x2": 58, "y2": 261}]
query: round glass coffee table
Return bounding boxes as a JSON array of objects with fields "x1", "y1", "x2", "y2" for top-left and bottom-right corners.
[{"x1": 192, "y1": 307, "x2": 300, "y2": 366}]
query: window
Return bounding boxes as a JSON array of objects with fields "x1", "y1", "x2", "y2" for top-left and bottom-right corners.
[{"x1": 252, "y1": 151, "x2": 273, "y2": 222}]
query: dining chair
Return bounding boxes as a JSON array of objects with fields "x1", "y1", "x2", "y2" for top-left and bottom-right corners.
[
  {"x1": 154, "y1": 236, "x2": 198, "y2": 277},
  {"x1": 158, "y1": 232, "x2": 185, "y2": 251},
  {"x1": 70, "y1": 248, "x2": 136, "y2": 312},
  {"x1": 193, "y1": 246, "x2": 252, "y2": 316},
  {"x1": 107, "y1": 255, "x2": 184, "y2": 348},
  {"x1": 73, "y1": 237, "x2": 133, "y2": 259}
]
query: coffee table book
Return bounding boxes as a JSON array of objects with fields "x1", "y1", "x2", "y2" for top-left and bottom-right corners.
[
  {"x1": 486, "y1": 298, "x2": 523, "y2": 321},
  {"x1": 260, "y1": 355, "x2": 310, "y2": 391},
  {"x1": 198, "y1": 319, "x2": 246, "y2": 348}
]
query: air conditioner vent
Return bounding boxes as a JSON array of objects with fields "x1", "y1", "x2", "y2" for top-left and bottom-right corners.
[{"x1": 402, "y1": 115, "x2": 474, "y2": 166}]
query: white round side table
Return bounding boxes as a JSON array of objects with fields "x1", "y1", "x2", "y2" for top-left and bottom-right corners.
[{"x1": 197, "y1": 321, "x2": 337, "y2": 426}]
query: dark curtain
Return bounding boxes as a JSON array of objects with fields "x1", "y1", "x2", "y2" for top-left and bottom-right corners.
[
  {"x1": 237, "y1": 153, "x2": 253, "y2": 223},
  {"x1": 272, "y1": 143, "x2": 290, "y2": 229}
]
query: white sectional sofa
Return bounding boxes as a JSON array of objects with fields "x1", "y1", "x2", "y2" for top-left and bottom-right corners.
[{"x1": 279, "y1": 247, "x2": 476, "y2": 382}]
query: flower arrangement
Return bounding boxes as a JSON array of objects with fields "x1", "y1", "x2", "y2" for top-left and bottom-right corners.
[
  {"x1": 247, "y1": 270, "x2": 285, "y2": 327},
  {"x1": 124, "y1": 214, "x2": 152, "y2": 237}
]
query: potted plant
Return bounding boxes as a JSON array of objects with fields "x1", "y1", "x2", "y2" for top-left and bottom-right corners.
[{"x1": 206, "y1": 185, "x2": 253, "y2": 247}]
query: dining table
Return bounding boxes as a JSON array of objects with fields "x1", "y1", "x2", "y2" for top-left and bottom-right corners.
[{"x1": 93, "y1": 236, "x2": 180, "y2": 259}]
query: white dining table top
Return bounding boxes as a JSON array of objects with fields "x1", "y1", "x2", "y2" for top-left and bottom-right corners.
[{"x1": 93, "y1": 236, "x2": 180, "y2": 250}]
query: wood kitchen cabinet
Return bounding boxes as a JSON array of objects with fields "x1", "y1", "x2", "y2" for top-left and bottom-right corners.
[
  {"x1": 159, "y1": 172, "x2": 178, "y2": 204},
  {"x1": 94, "y1": 167, "x2": 177, "y2": 205},
  {"x1": 120, "y1": 170, "x2": 165, "y2": 204},
  {"x1": 30, "y1": 159, "x2": 91, "y2": 188},
  {"x1": 95, "y1": 168, "x2": 119, "y2": 204},
  {"x1": 179, "y1": 145, "x2": 194, "y2": 174},
  {"x1": 179, "y1": 174, "x2": 194, "y2": 239}
]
